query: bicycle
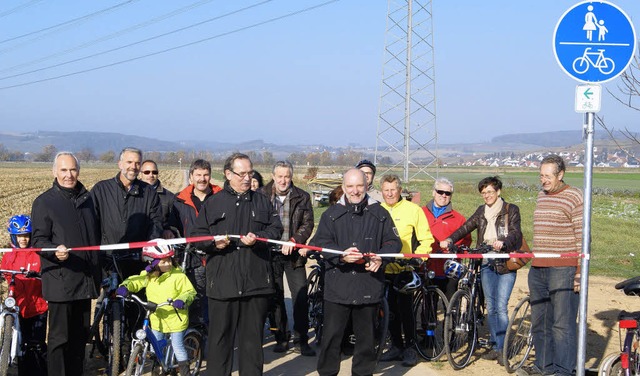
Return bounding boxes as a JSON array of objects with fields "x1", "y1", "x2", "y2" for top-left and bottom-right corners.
[
  {"x1": 503, "y1": 295, "x2": 533, "y2": 373},
  {"x1": 0, "y1": 268, "x2": 40, "y2": 375},
  {"x1": 413, "y1": 260, "x2": 449, "y2": 361},
  {"x1": 122, "y1": 294, "x2": 203, "y2": 376},
  {"x1": 572, "y1": 47, "x2": 615, "y2": 75},
  {"x1": 599, "y1": 275, "x2": 640, "y2": 376},
  {"x1": 443, "y1": 243, "x2": 492, "y2": 370}
]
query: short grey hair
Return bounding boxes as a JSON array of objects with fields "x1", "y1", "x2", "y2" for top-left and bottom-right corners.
[
  {"x1": 272, "y1": 160, "x2": 293, "y2": 176},
  {"x1": 53, "y1": 151, "x2": 80, "y2": 171},
  {"x1": 119, "y1": 147, "x2": 142, "y2": 161},
  {"x1": 433, "y1": 177, "x2": 454, "y2": 192},
  {"x1": 380, "y1": 174, "x2": 402, "y2": 189}
]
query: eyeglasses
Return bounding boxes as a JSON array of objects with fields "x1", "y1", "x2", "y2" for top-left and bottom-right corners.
[
  {"x1": 539, "y1": 174, "x2": 557, "y2": 181},
  {"x1": 230, "y1": 170, "x2": 254, "y2": 179},
  {"x1": 481, "y1": 190, "x2": 497, "y2": 196},
  {"x1": 435, "y1": 189, "x2": 452, "y2": 197},
  {"x1": 142, "y1": 170, "x2": 158, "y2": 175}
]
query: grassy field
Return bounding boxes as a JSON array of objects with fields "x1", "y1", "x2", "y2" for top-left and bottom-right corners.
[{"x1": 1, "y1": 163, "x2": 638, "y2": 279}]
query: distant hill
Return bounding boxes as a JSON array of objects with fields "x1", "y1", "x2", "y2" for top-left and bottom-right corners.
[{"x1": 491, "y1": 130, "x2": 608, "y2": 147}]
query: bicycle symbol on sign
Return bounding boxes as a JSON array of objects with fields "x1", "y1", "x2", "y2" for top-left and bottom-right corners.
[{"x1": 572, "y1": 48, "x2": 615, "y2": 75}]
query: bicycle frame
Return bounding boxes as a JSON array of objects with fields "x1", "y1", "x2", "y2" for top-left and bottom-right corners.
[{"x1": 0, "y1": 269, "x2": 26, "y2": 368}]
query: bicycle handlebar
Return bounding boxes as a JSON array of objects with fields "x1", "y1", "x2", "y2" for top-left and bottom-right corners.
[
  {"x1": 119, "y1": 293, "x2": 173, "y2": 313},
  {"x1": 448, "y1": 243, "x2": 494, "y2": 254},
  {"x1": 0, "y1": 268, "x2": 41, "y2": 278}
]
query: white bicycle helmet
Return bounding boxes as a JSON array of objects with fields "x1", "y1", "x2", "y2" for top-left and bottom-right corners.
[
  {"x1": 444, "y1": 259, "x2": 467, "y2": 279},
  {"x1": 393, "y1": 271, "x2": 423, "y2": 294},
  {"x1": 142, "y1": 239, "x2": 175, "y2": 262}
]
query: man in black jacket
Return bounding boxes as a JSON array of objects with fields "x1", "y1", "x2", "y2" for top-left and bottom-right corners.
[
  {"x1": 191, "y1": 153, "x2": 283, "y2": 376},
  {"x1": 90, "y1": 147, "x2": 163, "y2": 279},
  {"x1": 139, "y1": 159, "x2": 175, "y2": 238},
  {"x1": 258, "y1": 160, "x2": 315, "y2": 356},
  {"x1": 31, "y1": 152, "x2": 101, "y2": 376},
  {"x1": 309, "y1": 168, "x2": 401, "y2": 376}
]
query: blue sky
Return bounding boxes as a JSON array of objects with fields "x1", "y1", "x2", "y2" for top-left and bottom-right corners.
[{"x1": 0, "y1": 0, "x2": 638, "y2": 147}]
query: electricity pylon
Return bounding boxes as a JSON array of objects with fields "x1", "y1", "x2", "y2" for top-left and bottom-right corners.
[{"x1": 375, "y1": 0, "x2": 438, "y2": 182}]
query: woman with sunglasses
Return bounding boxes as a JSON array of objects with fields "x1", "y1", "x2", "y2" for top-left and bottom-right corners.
[{"x1": 440, "y1": 176, "x2": 523, "y2": 366}]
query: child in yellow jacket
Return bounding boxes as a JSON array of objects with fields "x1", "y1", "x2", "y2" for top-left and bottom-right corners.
[{"x1": 117, "y1": 240, "x2": 196, "y2": 375}]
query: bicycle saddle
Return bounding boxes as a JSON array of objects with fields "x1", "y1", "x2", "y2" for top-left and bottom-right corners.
[
  {"x1": 618, "y1": 310, "x2": 640, "y2": 322},
  {"x1": 615, "y1": 276, "x2": 640, "y2": 290},
  {"x1": 615, "y1": 276, "x2": 640, "y2": 297}
]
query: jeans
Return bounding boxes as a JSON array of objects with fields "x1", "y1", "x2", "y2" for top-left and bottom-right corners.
[
  {"x1": 528, "y1": 266, "x2": 578, "y2": 376},
  {"x1": 481, "y1": 264, "x2": 516, "y2": 351},
  {"x1": 151, "y1": 329, "x2": 187, "y2": 362}
]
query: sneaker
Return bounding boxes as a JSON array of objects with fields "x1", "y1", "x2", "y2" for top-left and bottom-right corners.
[
  {"x1": 380, "y1": 346, "x2": 403, "y2": 362},
  {"x1": 481, "y1": 349, "x2": 500, "y2": 361},
  {"x1": 296, "y1": 343, "x2": 316, "y2": 357},
  {"x1": 515, "y1": 364, "x2": 545, "y2": 376},
  {"x1": 401, "y1": 348, "x2": 418, "y2": 367},
  {"x1": 273, "y1": 341, "x2": 289, "y2": 353}
]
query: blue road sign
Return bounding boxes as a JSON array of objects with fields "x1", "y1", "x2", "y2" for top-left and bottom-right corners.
[{"x1": 553, "y1": 1, "x2": 637, "y2": 83}]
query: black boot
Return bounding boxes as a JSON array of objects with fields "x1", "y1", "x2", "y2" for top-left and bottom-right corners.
[{"x1": 178, "y1": 360, "x2": 191, "y2": 376}]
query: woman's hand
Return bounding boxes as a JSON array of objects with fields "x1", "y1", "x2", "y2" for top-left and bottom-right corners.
[{"x1": 492, "y1": 240, "x2": 504, "y2": 251}]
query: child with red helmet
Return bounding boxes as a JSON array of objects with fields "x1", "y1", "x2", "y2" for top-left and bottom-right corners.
[
  {"x1": 116, "y1": 239, "x2": 196, "y2": 376},
  {"x1": 1, "y1": 214, "x2": 48, "y2": 375}
]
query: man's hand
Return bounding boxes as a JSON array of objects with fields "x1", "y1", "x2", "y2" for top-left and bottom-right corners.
[
  {"x1": 365, "y1": 254, "x2": 382, "y2": 272},
  {"x1": 439, "y1": 239, "x2": 452, "y2": 249},
  {"x1": 214, "y1": 235, "x2": 230, "y2": 250},
  {"x1": 241, "y1": 232, "x2": 257, "y2": 246},
  {"x1": 574, "y1": 272, "x2": 581, "y2": 293},
  {"x1": 298, "y1": 248, "x2": 311, "y2": 257},
  {"x1": 281, "y1": 244, "x2": 294, "y2": 255},
  {"x1": 492, "y1": 240, "x2": 504, "y2": 251},
  {"x1": 162, "y1": 229, "x2": 176, "y2": 239},
  {"x1": 341, "y1": 247, "x2": 364, "y2": 263},
  {"x1": 55, "y1": 245, "x2": 69, "y2": 261}
]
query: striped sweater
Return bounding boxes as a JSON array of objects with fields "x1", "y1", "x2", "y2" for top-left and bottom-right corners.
[{"x1": 532, "y1": 184, "x2": 583, "y2": 268}]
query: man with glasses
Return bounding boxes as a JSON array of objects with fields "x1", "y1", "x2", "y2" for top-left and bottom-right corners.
[
  {"x1": 192, "y1": 152, "x2": 283, "y2": 376},
  {"x1": 258, "y1": 160, "x2": 316, "y2": 356},
  {"x1": 355, "y1": 159, "x2": 383, "y2": 202},
  {"x1": 422, "y1": 177, "x2": 471, "y2": 298},
  {"x1": 517, "y1": 154, "x2": 582, "y2": 376},
  {"x1": 139, "y1": 159, "x2": 175, "y2": 239}
]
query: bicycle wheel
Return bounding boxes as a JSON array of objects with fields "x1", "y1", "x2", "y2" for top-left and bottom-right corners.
[
  {"x1": 503, "y1": 296, "x2": 533, "y2": 373},
  {"x1": 414, "y1": 287, "x2": 448, "y2": 361},
  {"x1": 90, "y1": 291, "x2": 107, "y2": 357},
  {"x1": 599, "y1": 352, "x2": 622, "y2": 376},
  {"x1": 183, "y1": 330, "x2": 204, "y2": 375},
  {"x1": 573, "y1": 57, "x2": 589, "y2": 74},
  {"x1": 444, "y1": 289, "x2": 477, "y2": 370},
  {"x1": 124, "y1": 343, "x2": 147, "y2": 376},
  {"x1": 599, "y1": 58, "x2": 615, "y2": 75},
  {"x1": 0, "y1": 315, "x2": 14, "y2": 375},
  {"x1": 105, "y1": 299, "x2": 122, "y2": 375},
  {"x1": 374, "y1": 298, "x2": 390, "y2": 361},
  {"x1": 307, "y1": 268, "x2": 323, "y2": 344}
]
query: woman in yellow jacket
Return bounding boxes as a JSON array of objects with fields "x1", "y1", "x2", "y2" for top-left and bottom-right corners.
[{"x1": 117, "y1": 240, "x2": 196, "y2": 376}]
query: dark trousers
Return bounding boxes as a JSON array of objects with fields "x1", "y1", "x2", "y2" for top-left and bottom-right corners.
[
  {"x1": 433, "y1": 276, "x2": 459, "y2": 300},
  {"x1": 47, "y1": 300, "x2": 91, "y2": 376},
  {"x1": 186, "y1": 264, "x2": 208, "y2": 325},
  {"x1": 270, "y1": 258, "x2": 309, "y2": 344},
  {"x1": 18, "y1": 312, "x2": 48, "y2": 376},
  {"x1": 207, "y1": 296, "x2": 269, "y2": 376},
  {"x1": 386, "y1": 277, "x2": 415, "y2": 349},
  {"x1": 317, "y1": 301, "x2": 377, "y2": 376}
]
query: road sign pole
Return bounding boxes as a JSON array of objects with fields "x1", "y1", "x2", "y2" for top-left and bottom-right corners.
[{"x1": 577, "y1": 112, "x2": 594, "y2": 376}]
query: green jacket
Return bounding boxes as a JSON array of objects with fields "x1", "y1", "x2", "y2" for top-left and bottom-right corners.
[{"x1": 121, "y1": 266, "x2": 196, "y2": 333}]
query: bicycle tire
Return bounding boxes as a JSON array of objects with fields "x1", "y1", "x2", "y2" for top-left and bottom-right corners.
[
  {"x1": 414, "y1": 286, "x2": 448, "y2": 361},
  {"x1": 183, "y1": 330, "x2": 204, "y2": 375},
  {"x1": 573, "y1": 57, "x2": 589, "y2": 74},
  {"x1": 0, "y1": 315, "x2": 14, "y2": 376},
  {"x1": 444, "y1": 289, "x2": 477, "y2": 370},
  {"x1": 90, "y1": 291, "x2": 107, "y2": 357},
  {"x1": 503, "y1": 296, "x2": 533, "y2": 373},
  {"x1": 307, "y1": 267, "x2": 324, "y2": 344},
  {"x1": 107, "y1": 299, "x2": 122, "y2": 375},
  {"x1": 124, "y1": 343, "x2": 146, "y2": 376},
  {"x1": 374, "y1": 298, "x2": 390, "y2": 361}
]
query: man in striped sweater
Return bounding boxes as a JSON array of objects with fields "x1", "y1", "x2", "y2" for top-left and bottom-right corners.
[{"x1": 517, "y1": 154, "x2": 583, "y2": 376}]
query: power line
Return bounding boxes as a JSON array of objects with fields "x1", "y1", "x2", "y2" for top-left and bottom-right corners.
[
  {"x1": 0, "y1": 0, "x2": 340, "y2": 91},
  {"x1": 0, "y1": 0, "x2": 140, "y2": 54},
  {"x1": 0, "y1": 0, "x2": 135, "y2": 45},
  {"x1": 0, "y1": 0, "x2": 215, "y2": 74},
  {"x1": 0, "y1": 0, "x2": 44, "y2": 19}
]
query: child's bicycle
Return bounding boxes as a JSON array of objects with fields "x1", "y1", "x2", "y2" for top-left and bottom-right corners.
[
  {"x1": 599, "y1": 276, "x2": 640, "y2": 376},
  {"x1": 0, "y1": 268, "x2": 41, "y2": 375},
  {"x1": 120, "y1": 294, "x2": 203, "y2": 376}
]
